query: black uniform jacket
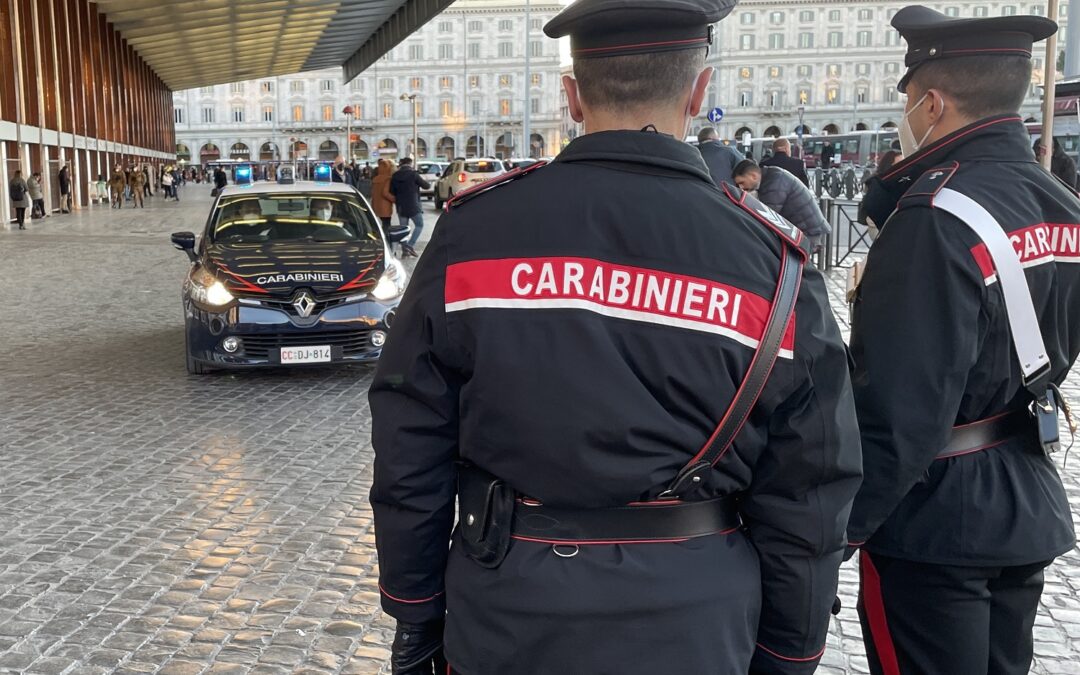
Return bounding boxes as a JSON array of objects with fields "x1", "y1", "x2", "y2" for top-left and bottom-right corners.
[
  {"x1": 850, "y1": 115, "x2": 1079, "y2": 565},
  {"x1": 761, "y1": 152, "x2": 810, "y2": 188},
  {"x1": 369, "y1": 130, "x2": 862, "y2": 675}
]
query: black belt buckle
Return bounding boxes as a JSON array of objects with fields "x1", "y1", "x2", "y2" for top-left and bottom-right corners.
[{"x1": 1031, "y1": 387, "x2": 1061, "y2": 455}]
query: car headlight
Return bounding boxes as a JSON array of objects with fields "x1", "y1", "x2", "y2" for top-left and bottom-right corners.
[
  {"x1": 189, "y1": 267, "x2": 236, "y2": 307},
  {"x1": 371, "y1": 259, "x2": 408, "y2": 301}
]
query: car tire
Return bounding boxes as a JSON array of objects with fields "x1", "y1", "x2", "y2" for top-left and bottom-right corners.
[
  {"x1": 434, "y1": 193, "x2": 444, "y2": 210},
  {"x1": 184, "y1": 330, "x2": 213, "y2": 375}
]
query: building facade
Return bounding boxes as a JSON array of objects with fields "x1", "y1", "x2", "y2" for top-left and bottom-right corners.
[
  {"x1": 703, "y1": 0, "x2": 1067, "y2": 141},
  {"x1": 2, "y1": 0, "x2": 175, "y2": 220},
  {"x1": 173, "y1": 0, "x2": 563, "y2": 165}
]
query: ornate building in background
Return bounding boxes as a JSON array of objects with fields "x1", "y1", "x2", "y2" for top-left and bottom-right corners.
[{"x1": 173, "y1": 0, "x2": 563, "y2": 165}]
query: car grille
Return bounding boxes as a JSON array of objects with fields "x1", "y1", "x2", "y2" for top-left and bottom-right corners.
[
  {"x1": 254, "y1": 293, "x2": 355, "y2": 318},
  {"x1": 236, "y1": 329, "x2": 376, "y2": 359}
]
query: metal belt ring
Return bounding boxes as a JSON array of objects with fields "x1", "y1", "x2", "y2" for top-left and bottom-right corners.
[{"x1": 552, "y1": 544, "x2": 579, "y2": 558}]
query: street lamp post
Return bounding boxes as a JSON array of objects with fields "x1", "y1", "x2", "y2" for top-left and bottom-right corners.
[
  {"x1": 797, "y1": 105, "x2": 805, "y2": 157},
  {"x1": 523, "y1": 0, "x2": 531, "y2": 158},
  {"x1": 343, "y1": 105, "x2": 355, "y2": 162},
  {"x1": 399, "y1": 93, "x2": 419, "y2": 159}
]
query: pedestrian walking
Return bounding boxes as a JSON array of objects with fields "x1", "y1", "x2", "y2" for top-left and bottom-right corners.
[
  {"x1": 131, "y1": 167, "x2": 146, "y2": 208},
  {"x1": 8, "y1": 170, "x2": 29, "y2": 229},
  {"x1": 733, "y1": 159, "x2": 831, "y2": 247},
  {"x1": 162, "y1": 169, "x2": 174, "y2": 200},
  {"x1": 820, "y1": 142, "x2": 834, "y2": 171},
  {"x1": 212, "y1": 167, "x2": 227, "y2": 196},
  {"x1": 760, "y1": 138, "x2": 810, "y2": 187},
  {"x1": 96, "y1": 174, "x2": 107, "y2": 205},
  {"x1": 58, "y1": 163, "x2": 71, "y2": 213},
  {"x1": 1034, "y1": 136, "x2": 1078, "y2": 188},
  {"x1": 142, "y1": 166, "x2": 152, "y2": 197},
  {"x1": 695, "y1": 126, "x2": 744, "y2": 185},
  {"x1": 389, "y1": 157, "x2": 430, "y2": 257},
  {"x1": 370, "y1": 158, "x2": 395, "y2": 233},
  {"x1": 851, "y1": 8, "x2": 1077, "y2": 675},
  {"x1": 368, "y1": 1, "x2": 862, "y2": 673},
  {"x1": 27, "y1": 172, "x2": 45, "y2": 219},
  {"x1": 108, "y1": 165, "x2": 126, "y2": 209}
]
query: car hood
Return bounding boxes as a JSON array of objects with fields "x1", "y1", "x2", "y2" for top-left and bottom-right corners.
[{"x1": 206, "y1": 240, "x2": 386, "y2": 297}]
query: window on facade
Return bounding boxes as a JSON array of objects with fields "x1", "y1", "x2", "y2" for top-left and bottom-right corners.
[
  {"x1": 767, "y1": 91, "x2": 781, "y2": 108},
  {"x1": 531, "y1": 98, "x2": 540, "y2": 114},
  {"x1": 770, "y1": 11, "x2": 784, "y2": 23},
  {"x1": 499, "y1": 42, "x2": 513, "y2": 57},
  {"x1": 798, "y1": 32, "x2": 814, "y2": 48},
  {"x1": 409, "y1": 45, "x2": 423, "y2": 60},
  {"x1": 468, "y1": 42, "x2": 481, "y2": 59},
  {"x1": 857, "y1": 31, "x2": 872, "y2": 47},
  {"x1": 1031, "y1": 4, "x2": 1044, "y2": 14},
  {"x1": 200, "y1": 86, "x2": 214, "y2": 95},
  {"x1": 321, "y1": 79, "x2": 334, "y2": 92},
  {"x1": 797, "y1": 64, "x2": 812, "y2": 78},
  {"x1": 263, "y1": 106, "x2": 274, "y2": 122},
  {"x1": 292, "y1": 105, "x2": 303, "y2": 121},
  {"x1": 350, "y1": 79, "x2": 363, "y2": 92},
  {"x1": 230, "y1": 83, "x2": 244, "y2": 94},
  {"x1": 202, "y1": 107, "x2": 214, "y2": 123},
  {"x1": 858, "y1": 8, "x2": 873, "y2": 20},
  {"x1": 441, "y1": 100, "x2": 453, "y2": 117},
  {"x1": 174, "y1": 108, "x2": 184, "y2": 124},
  {"x1": 798, "y1": 89, "x2": 811, "y2": 104},
  {"x1": 886, "y1": 62, "x2": 900, "y2": 75},
  {"x1": 857, "y1": 88, "x2": 869, "y2": 103},
  {"x1": 380, "y1": 78, "x2": 394, "y2": 91},
  {"x1": 884, "y1": 86, "x2": 898, "y2": 102},
  {"x1": 438, "y1": 76, "x2": 452, "y2": 89},
  {"x1": 499, "y1": 19, "x2": 513, "y2": 31},
  {"x1": 1061, "y1": 3, "x2": 1068, "y2": 17},
  {"x1": 499, "y1": 74, "x2": 512, "y2": 87},
  {"x1": 439, "y1": 20, "x2": 452, "y2": 32},
  {"x1": 469, "y1": 75, "x2": 480, "y2": 89},
  {"x1": 439, "y1": 44, "x2": 454, "y2": 59},
  {"x1": 738, "y1": 90, "x2": 753, "y2": 107},
  {"x1": 944, "y1": 6, "x2": 959, "y2": 16},
  {"x1": 740, "y1": 12, "x2": 754, "y2": 24},
  {"x1": 500, "y1": 99, "x2": 512, "y2": 116},
  {"x1": 739, "y1": 67, "x2": 753, "y2": 79},
  {"x1": 769, "y1": 33, "x2": 784, "y2": 49},
  {"x1": 828, "y1": 9, "x2": 841, "y2": 21},
  {"x1": 828, "y1": 31, "x2": 843, "y2": 47},
  {"x1": 290, "y1": 80, "x2": 304, "y2": 94},
  {"x1": 530, "y1": 41, "x2": 542, "y2": 57},
  {"x1": 769, "y1": 66, "x2": 782, "y2": 78},
  {"x1": 260, "y1": 81, "x2": 273, "y2": 94},
  {"x1": 414, "y1": 100, "x2": 423, "y2": 117},
  {"x1": 886, "y1": 31, "x2": 901, "y2": 46},
  {"x1": 827, "y1": 87, "x2": 840, "y2": 104},
  {"x1": 799, "y1": 10, "x2": 814, "y2": 22},
  {"x1": 887, "y1": 8, "x2": 900, "y2": 18},
  {"x1": 740, "y1": 34, "x2": 755, "y2": 50},
  {"x1": 974, "y1": 6, "x2": 988, "y2": 16},
  {"x1": 232, "y1": 107, "x2": 243, "y2": 123},
  {"x1": 321, "y1": 105, "x2": 332, "y2": 121},
  {"x1": 857, "y1": 63, "x2": 870, "y2": 77},
  {"x1": 531, "y1": 73, "x2": 542, "y2": 86},
  {"x1": 471, "y1": 99, "x2": 481, "y2": 116},
  {"x1": 827, "y1": 64, "x2": 842, "y2": 78},
  {"x1": 410, "y1": 77, "x2": 422, "y2": 90},
  {"x1": 1002, "y1": 5, "x2": 1017, "y2": 15},
  {"x1": 469, "y1": 20, "x2": 483, "y2": 32},
  {"x1": 382, "y1": 103, "x2": 393, "y2": 119}
]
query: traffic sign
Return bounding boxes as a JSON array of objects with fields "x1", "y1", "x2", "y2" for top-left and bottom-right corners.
[{"x1": 707, "y1": 107, "x2": 724, "y2": 123}]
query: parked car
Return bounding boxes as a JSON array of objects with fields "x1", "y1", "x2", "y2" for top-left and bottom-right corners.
[
  {"x1": 503, "y1": 157, "x2": 540, "y2": 171},
  {"x1": 434, "y1": 158, "x2": 508, "y2": 210},
  {"x1": 417, "y1": 161, "x2": 446, "y2": 200}
]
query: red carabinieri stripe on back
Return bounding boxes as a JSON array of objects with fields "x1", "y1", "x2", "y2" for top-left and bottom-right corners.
[{"x1": 860, "y1": 553, "x2": 902, "y2": 675}]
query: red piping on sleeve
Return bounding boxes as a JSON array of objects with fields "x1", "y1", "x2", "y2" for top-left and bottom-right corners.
[
  {"x1": 860, "y1": 553, "x2": 902, "y2": 675},
  {"x1": 755, "y1": 642, "x2": 826, "y2": 662},
  {"x1": 378, "y1": 585, "x2": 444, "y2": 604}
]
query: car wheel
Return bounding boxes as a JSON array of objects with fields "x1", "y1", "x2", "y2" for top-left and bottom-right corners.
[
  {"x1": 184, "y1": 329, "x2": 213, "y2": 375},
  {"x1": 434, "y1": 193, "x2": 444, "y2": 210}
]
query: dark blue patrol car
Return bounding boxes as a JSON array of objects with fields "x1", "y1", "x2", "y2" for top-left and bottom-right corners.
[{"x1": 171, "y1": 181, "x2": 406, "y2": 374}]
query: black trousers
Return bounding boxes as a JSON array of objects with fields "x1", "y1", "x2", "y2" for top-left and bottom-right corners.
[
  {"x1": 858, "y1": 551, "x2": 1050, "y2": 675},
  {"x1": 14, "y1": 206, "x2": 25, "y2": 226}
]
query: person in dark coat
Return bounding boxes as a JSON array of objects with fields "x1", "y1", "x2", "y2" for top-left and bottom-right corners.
[
  {"x1": 760, "y1": 138, "x2": 809, "y2": 187},
  {"x1": 58, "y1": 164, "x2": 71, "y2": 213},
  {"x1": 820, "y1": 141, "x2": 834, "y2": 171},
  {"x1": 388, "y1": 157, "x2": 430, "y2": 257},
  {"x1": 733, "y1": 160, "x2": 830, "y2": 246},
  {"x1": 695, "y1": 126, "x2": 743, "y2": 185},
  {"x1": 852, "y1": 8, "x2": 1076, "y2": 675},
  {"x1": 1033, "y1": 136, "x2": 1078, "y2": 188},
  {"x1": 213, "y1": 167, "x2": 227, "y2": 192},
  {"x1": 27, "y1": 172, "x2": 45, "y2": 219},
  {"x1": 8, "y1": 170, "x2": 30, "y2": 229},
  {"x1": 368, "y1": 1, "x2": 862, "y2": 673}
]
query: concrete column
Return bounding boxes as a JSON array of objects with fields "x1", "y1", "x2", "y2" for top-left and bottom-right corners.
[{"x1": 1066, "y1": 0, "x2": 1080, "y2": 78}]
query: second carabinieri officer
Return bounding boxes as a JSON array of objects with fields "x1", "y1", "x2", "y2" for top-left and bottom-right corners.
[{"x1": 851, "y1": 6, "x2": 1079, "y2": 675}]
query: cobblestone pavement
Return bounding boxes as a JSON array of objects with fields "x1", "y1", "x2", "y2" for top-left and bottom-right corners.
[{"x1": 0, "y1": 185, "x2": 1078, "y2": 674}]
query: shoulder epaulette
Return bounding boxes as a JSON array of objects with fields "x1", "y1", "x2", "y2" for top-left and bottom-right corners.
[
  {"x1": 445, "y1": 161, "x2": 548, "y2": 212},
  {"x1": 720, "y1": 182, "x2": 810, "y2": 260},
  {"x1": 897, "y1": 161, "x2": 959, "y2": 210}
]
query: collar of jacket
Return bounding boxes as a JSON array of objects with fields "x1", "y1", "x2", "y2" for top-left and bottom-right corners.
[
  {"x1": 862, "y1": 114, "x2": 1029, "y2": 226},
  {"x1": 555, "y1": 129, "x2": 715, "y2": 185}
]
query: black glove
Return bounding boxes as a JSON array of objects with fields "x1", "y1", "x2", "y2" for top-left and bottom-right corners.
[{"x1": 391, "y1": 620, "x2": 447, "y2": 675}]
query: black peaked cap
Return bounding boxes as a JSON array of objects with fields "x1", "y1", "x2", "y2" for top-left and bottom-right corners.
[
  {"x1": 893, "y1": 5, "x2": 1057, "y2": 91},
  {"x1": 544, "y1": 0, "x2": 737, "y2": 59}
]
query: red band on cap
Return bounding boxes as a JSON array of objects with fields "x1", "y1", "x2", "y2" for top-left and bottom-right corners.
[{"x1": 573, "y1": 36, "x2": 709, "y2": 55}]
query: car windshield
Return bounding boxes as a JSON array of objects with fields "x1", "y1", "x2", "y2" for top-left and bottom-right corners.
[
  {"x1": 210, "y1": 193, "x2": 382, "y2": 244},
  {"x1": 418, "y1": 163, "x2": 442, "y2": 174},
  {"x1": 465, "y1": 160, "x2": 501, "y2": 173}
]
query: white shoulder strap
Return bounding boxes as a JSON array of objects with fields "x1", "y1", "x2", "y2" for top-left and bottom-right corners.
[{"x1": 933, "y1": 188, "x2": 1051, "y2": 384}]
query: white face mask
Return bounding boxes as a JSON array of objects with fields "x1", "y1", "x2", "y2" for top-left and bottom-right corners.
[
  {"x1": 315, "y1": 209, "x2": 332, "y2": 221},
  {"x1": 898, "y1": 92, "x2": 941, "y2": 157}
]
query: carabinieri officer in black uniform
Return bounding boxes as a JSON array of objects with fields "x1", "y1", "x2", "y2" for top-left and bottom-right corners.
[
  {"x1": 369, "y1": 0, "x2": 863, "y2": 673},
  {"x1": 852, "y1": 6, "x2": 1079, "y2": 674}
]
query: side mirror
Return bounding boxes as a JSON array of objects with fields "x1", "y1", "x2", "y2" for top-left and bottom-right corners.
[{"x1": 171, "y1": 231, "x2": 197, "y2": 261}]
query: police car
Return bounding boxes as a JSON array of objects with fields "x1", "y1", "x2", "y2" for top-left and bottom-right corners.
[{"x1": 170, "y1": 168, "x2": 406, "y2": 374}]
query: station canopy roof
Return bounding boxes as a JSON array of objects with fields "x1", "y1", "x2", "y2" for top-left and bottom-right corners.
[{"x1": 94, "y1": 0, "x2": 454, "y2": 91}]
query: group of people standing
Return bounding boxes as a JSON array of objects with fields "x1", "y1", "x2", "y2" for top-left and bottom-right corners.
[
  {"x1": 367, "y1": 157, "x2": 429, "y2": 258},
  {"x1": 7, "y1": 164, "x2": 71, "y2": 230},
  {"x1": 103, "y1": 163, "x2": 153, "y2": 209}
]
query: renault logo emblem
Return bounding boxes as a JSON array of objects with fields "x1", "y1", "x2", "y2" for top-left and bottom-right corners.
[{"x1": 293, "y1": 291, "x2": 316, "y2": 318}]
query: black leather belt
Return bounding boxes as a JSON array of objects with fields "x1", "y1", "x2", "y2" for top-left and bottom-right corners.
[
  {"x1": 937, "y1": 409, "x2": 1038, "y2": 460},
  {"x1": 509, "y1": 496, "x2": 741, "y2": 544}
]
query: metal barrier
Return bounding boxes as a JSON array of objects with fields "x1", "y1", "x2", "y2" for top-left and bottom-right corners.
[{"x1": 817, "y1": 197, "x2": 874, "y2": 269}]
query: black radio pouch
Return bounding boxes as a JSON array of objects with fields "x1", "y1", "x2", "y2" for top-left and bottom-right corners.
[{"x1": 456, "y1": 462, "x2": 514, "y2": 568}]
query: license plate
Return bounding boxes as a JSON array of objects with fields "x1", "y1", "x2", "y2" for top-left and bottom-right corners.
[{"x1": 279, "y1": 346, "x2": 332, "y2": 364}]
